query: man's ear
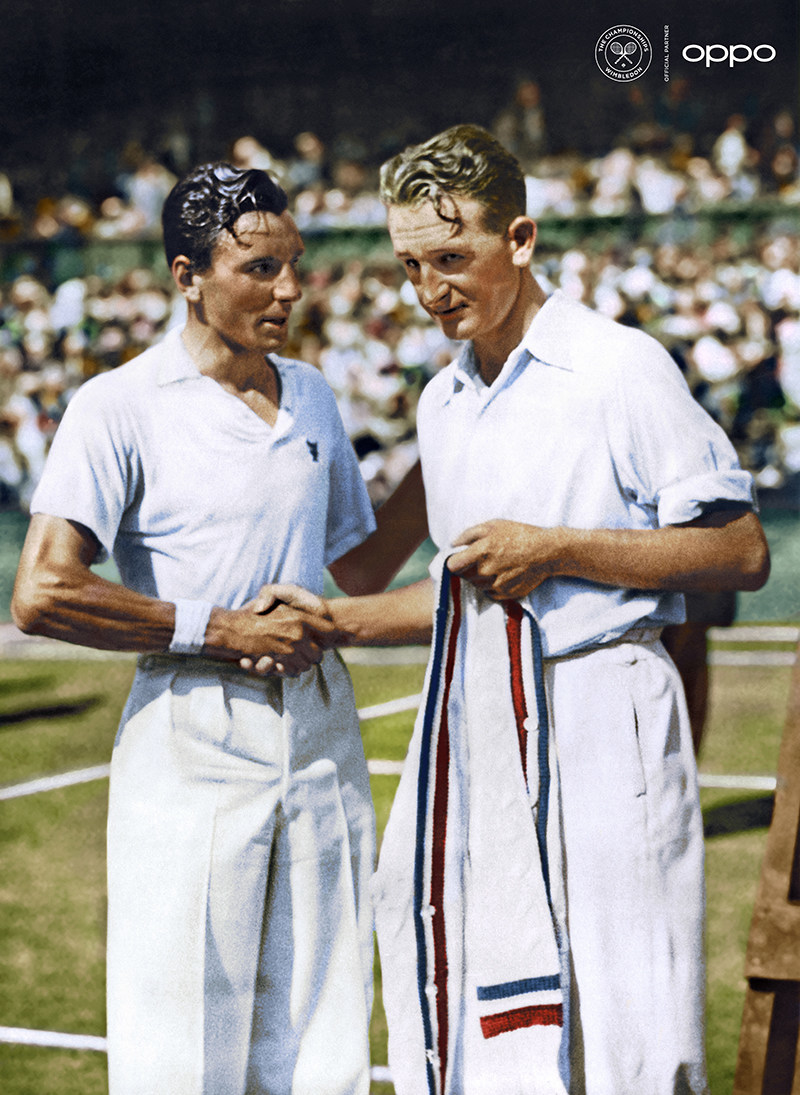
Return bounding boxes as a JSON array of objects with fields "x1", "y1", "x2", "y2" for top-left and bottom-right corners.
[
  {"x1": 170, "y1": 255, "x2": 202, "y2": 303},
  {"x1": 507, "y1": 216, "x2": 537, "y2": 267}
]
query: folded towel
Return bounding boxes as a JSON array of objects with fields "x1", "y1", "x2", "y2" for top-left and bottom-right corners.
[{"x1": 373, "y1": 571, "x2": 570, "y2": 1095}]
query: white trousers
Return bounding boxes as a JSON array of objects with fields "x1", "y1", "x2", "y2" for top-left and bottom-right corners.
[
  {"x1": 106, "y1": 651, "x2": 375, "y2": 1095},
  {"x1": 376, "y1": 631, "x2": 707, "y2": 1095},
  {"x1": 546, "y1": 634, "x2": 708, "y2": 1095}
]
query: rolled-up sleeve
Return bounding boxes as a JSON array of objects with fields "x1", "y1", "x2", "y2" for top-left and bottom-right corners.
[{"x1": 613, "y1": 333, "x2": 757, "y2": 527}]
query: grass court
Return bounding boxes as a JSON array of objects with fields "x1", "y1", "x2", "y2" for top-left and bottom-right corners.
[{"x1": 0, "y1": 633, "x2": 796, "y2": 1093}]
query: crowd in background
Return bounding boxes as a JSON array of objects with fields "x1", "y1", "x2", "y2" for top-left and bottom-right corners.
[
  {"x1": 0, "y1": 78, "x2": 798, "y2": 511},
  {"x1": 0, "y1": 78, "x2": 798, "y2": 242},
  {"x1": 1, "y1": 224, "x2": 798, "y2": 512}
]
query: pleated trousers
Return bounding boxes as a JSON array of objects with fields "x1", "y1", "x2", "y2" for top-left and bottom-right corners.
[{"x1": 105, "y1": 651, "x2": 375, "y2": 1095}]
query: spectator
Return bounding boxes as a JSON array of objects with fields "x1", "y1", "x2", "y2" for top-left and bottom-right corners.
[
  {"x1": 712, "y1": 114, "x2": 759, "y2": 200},
  {"x1": 287, "y1": 131, "x2": 328, "y2": 194},
  {"x1": 493, "y1": 78, "x2": 548, "y2": 170}
]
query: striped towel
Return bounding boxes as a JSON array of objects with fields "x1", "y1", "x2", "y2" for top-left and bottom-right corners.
[{"x1": 372, "y1": 572, "x2": 570, "y2": 1095}]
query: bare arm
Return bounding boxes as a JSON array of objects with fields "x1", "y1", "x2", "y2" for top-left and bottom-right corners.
[
  {"x1": 328, "y1": 460, "x2": 429, "y2": 596},
  {"x1": 328, "y1": 578, "x2": 435, "y2": 646},
  {"x1": 447, "y1": 509, "x2": 770, "y2": 601},
  {"x1": 245, "y1": 577, "x2": 435, "y2": 674},
  {"x1": 12, "y1": 514, "x2": 336, "y2": 674}
]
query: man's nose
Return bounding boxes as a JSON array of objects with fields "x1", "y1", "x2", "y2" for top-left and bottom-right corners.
[
  {"x1": 419, "y1": 266, "x2": 447, "y2": 307},
  {"x1": 275, "y1": 264, "x2": 302, "y2": 301}
]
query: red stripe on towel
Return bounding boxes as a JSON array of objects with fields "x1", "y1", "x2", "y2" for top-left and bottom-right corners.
[
  {"x1": 480, "y1": 1003, "x2": 563, "y2": 1039},
  {"x1": 505, "y1": 600, "x2": 529, "y2": 786}
]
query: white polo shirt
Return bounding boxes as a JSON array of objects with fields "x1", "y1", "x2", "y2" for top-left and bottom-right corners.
[
  {"x1": 417, "y1": 290, "x2": 757, "y2": 657},
  {"x1": 31, "y1": 327, "x2": 375, "y2": 606}
]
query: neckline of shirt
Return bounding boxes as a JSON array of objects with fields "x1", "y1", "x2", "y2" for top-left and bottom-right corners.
[
  {"x1": 450, "y1": 291, "x2": 574, "y2": 404},
  {"x1": 157, "y1": 326, "x2": 295, "y2": 438}
]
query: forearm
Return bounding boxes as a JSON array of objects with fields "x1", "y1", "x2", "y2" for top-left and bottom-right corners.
[
  {"x1": 553, "y1": 512, "x2": 769, "y2": 592},
  {"x1": 13, "y1": 561, "x2": 336, "y2": 670},
  {"x1": 328, "y1": 579, "x2": 435, "y2": 647},
  {"x1": 12, "y1": 516, "x2": 334, "y2": 669},
  {"x1": 448, "y1": 509, "x2": 770, "y2": 601},
  {"x1": 12, "y1": 562, "x2": 177, "y2": 652}
]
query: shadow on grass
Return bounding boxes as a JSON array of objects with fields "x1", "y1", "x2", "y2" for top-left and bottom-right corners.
[
  {"x1": 0, "y1": 698, "x2": 101, "y2": 729},
  {"x1": 703, "y1": 795, "x2": 775, "y2": 838},
  {"x1": 0, "y1": 673, "x2": 58, "y2": 697}
]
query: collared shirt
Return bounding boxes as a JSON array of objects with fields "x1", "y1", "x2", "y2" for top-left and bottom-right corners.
[
  {"x1": 31, "y1": 327, "x2": 375, "y2": 605},
  {"x1": 417, "y1": 290, "x2": 757, "y2": 657}
]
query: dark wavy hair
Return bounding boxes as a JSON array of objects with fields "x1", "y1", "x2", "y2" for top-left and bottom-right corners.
[
  {"x1": 161, "y1": 162, "x2": 289, "y2": 271},
  {"x1": 379, "y1": 124, "x2": 526, "y2": 235}
]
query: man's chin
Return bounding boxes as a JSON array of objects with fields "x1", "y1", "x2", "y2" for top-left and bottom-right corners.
[
  {"x1": 433, "y1": 308, "x2": 469, "y2": 335},
  {"x1": 257, "y1": 329, "x2": 289, "y2": 353}
]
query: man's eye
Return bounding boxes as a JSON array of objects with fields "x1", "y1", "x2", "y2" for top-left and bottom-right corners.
[{"x1": 440, "y1": 253, "x2": 463, "y2": 265}]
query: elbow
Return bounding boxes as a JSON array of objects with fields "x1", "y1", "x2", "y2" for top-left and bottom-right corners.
[
  {"x1": 11, "y1": 575, "x2": 60, "y2": 636},
  {"x1": 739, "y1": 539, "x2": 771, "y2": 592},
  {"x1": 733, "y1": 522, "x2": 771, "y2": 592},
  {"x1": 11, "y1": 589, "x2": 44, "y2": 635},
  {"x1": 328, "y1": 557, "x2": 392, "y2": 597}
]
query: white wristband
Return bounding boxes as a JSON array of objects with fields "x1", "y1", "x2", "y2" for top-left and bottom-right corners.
[{"x1": 169, "y1": 599, "x2": 214, "y2": 655}]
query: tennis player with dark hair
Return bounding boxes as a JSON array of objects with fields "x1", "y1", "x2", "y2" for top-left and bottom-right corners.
[
  {"x1": 324, "y1": 125, "x2": 770, "y2": 1095},
  {"x1": 12, "y1": 161, "x2": 425, "y2": 1095}
]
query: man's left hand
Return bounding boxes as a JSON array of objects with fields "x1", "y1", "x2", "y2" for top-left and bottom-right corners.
[{"x1": 447, "y1": 520, "x2": 563, "y2": 600}]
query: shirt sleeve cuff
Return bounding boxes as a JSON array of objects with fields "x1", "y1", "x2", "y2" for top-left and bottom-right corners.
[{"x1": 656, "y1": 470, "x2": 758, "y2": 526}]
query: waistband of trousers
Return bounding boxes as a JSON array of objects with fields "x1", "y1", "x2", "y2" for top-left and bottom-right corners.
[
  {"x1": 543, "y1": 626, "x2": 663, "y2": 662},
  {"x1": 137, "y1": 652, "x2": 279, "y2": 683}
]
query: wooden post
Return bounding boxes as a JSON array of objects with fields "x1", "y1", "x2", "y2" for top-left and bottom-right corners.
[{"x1": 734, "y1": 641, "x2": 800, "y2": 1094}]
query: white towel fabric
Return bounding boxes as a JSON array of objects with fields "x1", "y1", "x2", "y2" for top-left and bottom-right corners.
[{"x1": 372, "y1": 573, "x2": 570, "y2": 1095}]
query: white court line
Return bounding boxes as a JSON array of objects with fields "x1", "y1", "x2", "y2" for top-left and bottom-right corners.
[
  {"x1": 0, "y1": 1025, "x2": 395, "y2": 1084},
  {"x1": 709, "y1": 651, "x2": 796, "y2": 667},
  {"x1": 709, "y1": 626, "x2": 799, "y2": 643},
  {"x1": 697, "y1": 773, "x2": 777, "y2": 792},
  {"x1": 0, "y1": 764, "x2": 112, "y2": 802},
  {"x1": 0, "y1": 695, "x2": 420, "y2": 801},
  {"x1": 357, "y1": 693, "x2": 423, "y2": 721},
  {"x1": 368, "y1": 759, "x2": 405, "y2": 776},
  {"x1": 373, "y1": 768, "x2": 782, "y2": 789},
  {"x1": 0, "y1": 1026, "x2": 108, "y2": 1052}
]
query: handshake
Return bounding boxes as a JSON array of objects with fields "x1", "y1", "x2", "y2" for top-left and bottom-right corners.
[{"x1": 207, "y1": 583, "x2": 342, "y2": 679}]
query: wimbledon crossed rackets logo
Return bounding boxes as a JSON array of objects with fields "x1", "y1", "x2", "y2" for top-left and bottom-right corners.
[
  {"x1": 610, "y1": 40, "x2": 637, "y2": 65},
  {"x1": 595, "y1": 25, "x2": 652, "y2": 81}
]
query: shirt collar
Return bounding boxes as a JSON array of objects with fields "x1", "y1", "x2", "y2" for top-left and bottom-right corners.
[
  {"x1": 156, "y1": 327, "x2": 203, "y2": 386},
  {"x1": 156, "y1": 327, "x2": 295, "y2": 414},
  {"x1": 446, "y1": 289, "x2": 578, "y2": 404}
]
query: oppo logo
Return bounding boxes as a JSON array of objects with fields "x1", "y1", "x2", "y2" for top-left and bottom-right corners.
[{"x1": 682, "y1": 43, "x2": 777, "y2": 67}]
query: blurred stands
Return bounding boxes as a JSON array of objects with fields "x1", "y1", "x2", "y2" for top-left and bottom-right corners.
[
  {"x1": 2, "y1": 223, "x2": 799, "y2": 512},
  {"x1": 1, "y1": 83, "x2": 798, "y2": 512}
]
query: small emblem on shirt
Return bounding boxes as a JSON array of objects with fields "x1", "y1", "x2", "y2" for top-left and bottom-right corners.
[{"x1": 306, "y1": 440, "x2": 319, "y2": 462}]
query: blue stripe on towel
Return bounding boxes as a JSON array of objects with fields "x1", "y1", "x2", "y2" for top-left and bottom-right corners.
[
  {"x1": 477, "y1": 974, "x2": 561, "y2": 1001},
  {"x1": 413, "y1": 570, "x2": 453, "y2": 1095},
  {"x1": 528, "y1": 613, "x2": 553, "y2": 908}
]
